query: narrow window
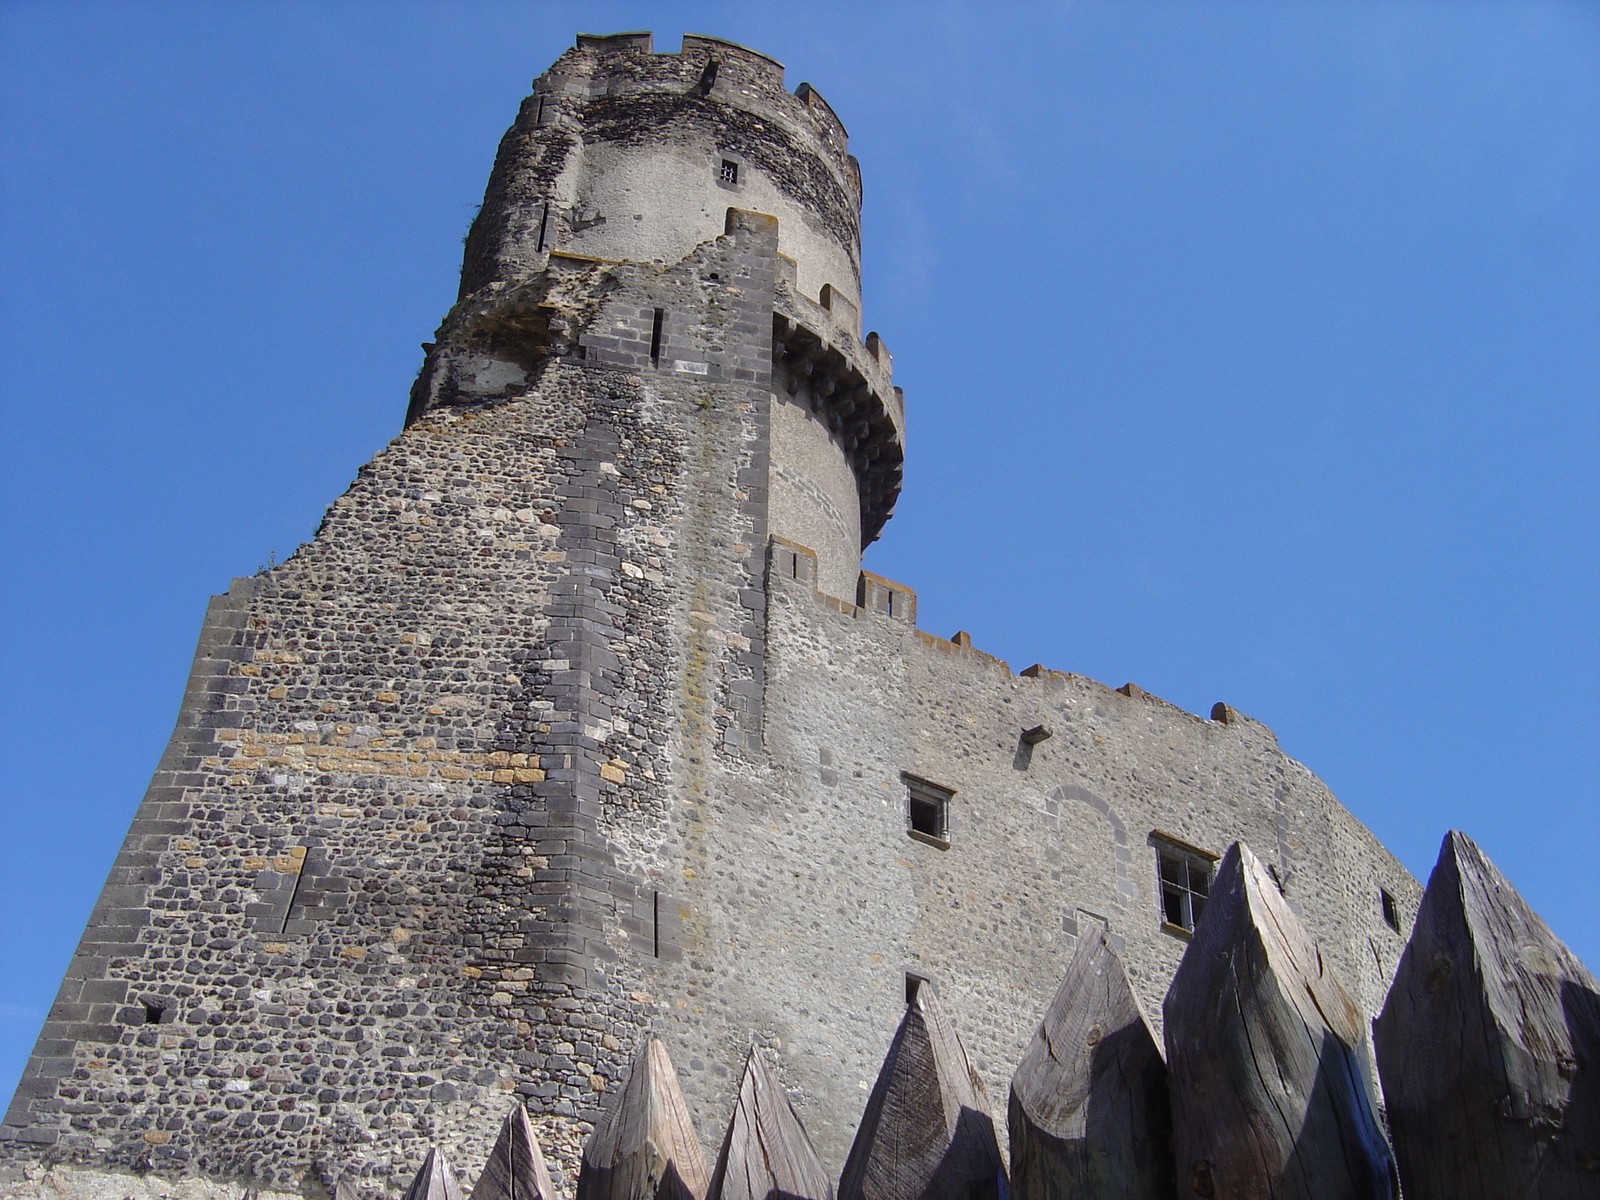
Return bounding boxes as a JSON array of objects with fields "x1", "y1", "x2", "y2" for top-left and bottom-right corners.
[
  {"x1": 718, "y1": 159, "x2": 739, "y2": 185},
  {"x1": 1380, "y1": 888, "x2": 1400, "y2": 932},
  {"x1": 652, "y1": 890, "x2": 661, "y2": 957},
  {"x1": 1151, "y1": 837, "x2": 1216, "y2": 934},
  {"x1": 904, "y1": 972, "x2": 929, "y2": 1006},
  {"x1": 534, "y1": 95, "x2": 547, "y2": 125},
  {"x1": 280, "y1": 859, "x2": 311, "y2": 935},
  {"x1": 904, "y1": 774, "x2": 953, "y2": 846},
  {"x1": 536, "y1": 203, "x2": 551, "y2": 253},
  {"x1": 649, "y1": 308, "x2": 664, "y2": 366}
]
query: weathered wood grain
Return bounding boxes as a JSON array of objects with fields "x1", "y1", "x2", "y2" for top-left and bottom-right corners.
[
  {"x1": 402, "y1": 1148, "x2": 465, "y2": 1200},
  {"x1": 708, "y1": 1047, "x2": 834, "y2": 1200},
  {"x1": 578, "y1": 1035, "x2": 712, "y2": 1200},
  {"x1": 471, "y1": 1101, "x2": 556, "y2": 1200},
  {"x1": 1008, "y1": 929, "x2": 1172, "y2": 1200},
  {"x1": 838, "y1": 986, "x2": 1007, "y2": 1200},
  {"x1": 1373, "y1": 829, "x2": 1600, "y2": 1199},
  {"x1": 1164, "y1": 841, "x2": 1395, "y2": 1199}
]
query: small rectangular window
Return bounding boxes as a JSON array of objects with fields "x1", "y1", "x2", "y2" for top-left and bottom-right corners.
[
  {"x1": 904, "y1": 972, "x2": 929, "y2": 1006},
  {"x1": 718, "y1": 159, "x2": 739, "y2": 185},
  {"x1": 1151, "y1": 835, "x2": 1216, "y2": 934},
  {"x1": 1380, "y1": 888, "x2": 1400, "y2": 932},
  {"x1": 904, "y1": 774, "x2": 953, "y2": 847}
]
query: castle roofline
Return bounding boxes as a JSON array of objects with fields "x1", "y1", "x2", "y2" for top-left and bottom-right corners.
[{"x1": 555, "y1": 31, "x2": 854, "y2": 183}]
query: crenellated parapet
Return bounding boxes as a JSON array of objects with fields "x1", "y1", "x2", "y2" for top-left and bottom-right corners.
[
  {"x1": 433, "y1": 31, "x2": 900, "y2": 571},
  {"x1": 462, "y1": 32, "x2": 864, "y2": 318},
  {"x1": 771, "y1": 281, "x2": 904, "y2": 547},
  {"x1": 554, "y1": 34, "x2": 855, "y2": 196}
]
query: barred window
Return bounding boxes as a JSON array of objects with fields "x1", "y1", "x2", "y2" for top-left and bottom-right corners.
[{"x1": 1150, "y1": 834, "x2": 1217, "y2": 934}]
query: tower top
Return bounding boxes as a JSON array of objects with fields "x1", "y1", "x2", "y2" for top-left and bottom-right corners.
[
  {"x1": 459, "y1": 32, "x2": 865, "y2": 317},
  {"x1": 416, "y1": 31, "x2": 904, "y2": 556}
]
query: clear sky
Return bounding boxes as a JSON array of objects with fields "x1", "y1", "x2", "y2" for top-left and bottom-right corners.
[{"x1": 2, "y1": 1, "x2": 1596, "y2": 1106}]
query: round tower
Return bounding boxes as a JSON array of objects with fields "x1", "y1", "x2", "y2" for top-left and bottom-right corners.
[
  {"x1": 461, "y1": 32, "x2": 863, "y2": 329},
  {"x1": 421, "y1": 31, "x2": 904, "y2": 598}
]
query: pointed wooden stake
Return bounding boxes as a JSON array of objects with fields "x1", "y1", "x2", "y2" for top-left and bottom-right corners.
[
  {"x1": 472, "y1": 1101, "x2": 556, "y2": 1200},
  {"x1": 708, "y1": 1047, "x2": 833, "y2": 1200},
  {"x1": 1163, "y1": 842, "x2": 1395, "y2": 1200},
  {"x1": 838, "y1": 986, "x2": 1007, "y2": 1200},
  {"x1": 577, "y1": 1035, "x2": 711, "y2": 1200},
  {"x1": 1374, "y1": 830, "x2": 1600, "y2": 1199},
  {"x1": 402, "y1": 1148, "x2": 465, "y2": 1200},
  {"x1": 1009, "y1": 929, "x2": 1172, "y2": 1200}
]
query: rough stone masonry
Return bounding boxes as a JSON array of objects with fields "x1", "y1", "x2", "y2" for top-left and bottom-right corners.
[{"x1": 1, "y1": 31, "x2": 1419, "y2": 1199}]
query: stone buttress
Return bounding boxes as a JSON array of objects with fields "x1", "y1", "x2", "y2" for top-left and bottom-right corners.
[{"x1": 2, "y1": 32, "x2": 902, "y2": 1195}]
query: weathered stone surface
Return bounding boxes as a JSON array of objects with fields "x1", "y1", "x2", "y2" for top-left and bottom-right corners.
[
  {"x1": 0, "y1": 1164, "x2": 303, "y2": 1200},
  {"x1": 1374, "y1": 830, "x2": 1600, "y2": 1199}
]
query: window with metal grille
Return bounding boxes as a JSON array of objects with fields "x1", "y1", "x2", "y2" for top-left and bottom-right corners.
[
  {"x1": 1151, "y1": 838, "x2": 1215, "y2": 934},
  {"x1": 718, "y1": 159, "x2": 739, "y2": 185}
]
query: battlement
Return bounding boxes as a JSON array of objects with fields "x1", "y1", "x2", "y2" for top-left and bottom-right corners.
[
  {"x1": 574, "y1": 31, "x2": 655, "y2": 53},
  {"x1": 772, "y1": 288, "x2": 904, "y2": 547},
  {"x1": 576, "y1": 32, "x2": 785, "y2": 78},
  {"x1": 550, "y1": 32, "x2": 854, "y2": 182},
  {"x1": 680, "y1": 34, "x2": 786, "y2": 80},
  {"x1": 768, "y1": 536, "x2": 1281, "y2": 736},
  {"x1": 461, "y1": 31, "x2": 866, "y2": 344}
]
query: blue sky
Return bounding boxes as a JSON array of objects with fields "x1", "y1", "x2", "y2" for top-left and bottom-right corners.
[{"x1": 2, "y1": 1, "x2": 1596, "y2": 1103}]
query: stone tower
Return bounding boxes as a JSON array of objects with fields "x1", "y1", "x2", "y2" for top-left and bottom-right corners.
[{"x1": 2, "y1": 32, "x2": 1418, "y2": 1199}]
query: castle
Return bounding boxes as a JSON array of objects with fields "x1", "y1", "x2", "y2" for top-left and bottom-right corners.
[{"x1": 3, "y1": 32, "x2": 1423, "y2": 1197}]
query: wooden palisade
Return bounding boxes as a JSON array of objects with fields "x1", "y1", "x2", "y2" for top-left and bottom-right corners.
[
  {"x1": 577, "y1": 1035, "x2": 711, "y2": 1200},
  {"x1": 1374, "y1": 830, "x2": 1600, "y2": 1199},
  {"x1": 1009, "y1": 928, "x2": 1172, "y2": 1200},
  {"x1": 838, "y1": 986, "x2": 1007, "y2": 1200},
  {"x1": 1163, "y1": 842, "x2": 1395, "y2": 1199}
]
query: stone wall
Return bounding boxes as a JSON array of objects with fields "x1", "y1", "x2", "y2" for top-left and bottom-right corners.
[
  {"x1": 635, "y1": 537, "x2": 1419, "y2": 1171},
  {"x1": 0, "y1": 211, "x2": 786, "y2": 1196},
  {"x1": 1, "y1": 30, "x2": 1420, "y2": 1200}
]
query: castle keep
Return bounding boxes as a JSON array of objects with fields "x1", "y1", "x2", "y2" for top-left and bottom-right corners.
[{"x1": 4, "y1": 32, "x2": 1424, "y2": 1196}]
